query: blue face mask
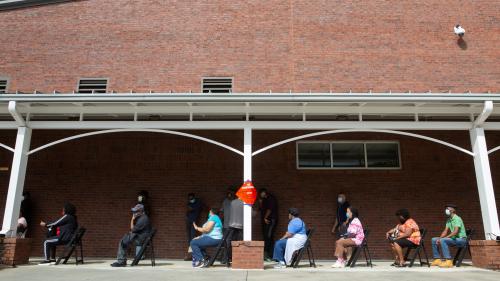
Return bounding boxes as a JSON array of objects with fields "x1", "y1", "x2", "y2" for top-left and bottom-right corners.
[{"x1": 346, "y1": 213, "x2": 351, "y2": 219}]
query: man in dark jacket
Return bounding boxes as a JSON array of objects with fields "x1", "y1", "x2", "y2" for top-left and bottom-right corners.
[
  {"x1": 39, "y1": 202, "x2": 78, "y2": 264},
  {"x1": 111, "y1": 204, "x2": 152, "y2": 267}
]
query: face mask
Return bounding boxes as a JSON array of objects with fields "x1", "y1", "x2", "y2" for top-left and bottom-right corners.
[
  {"x1": 346, "y1": 213, "x2": 351, "y2": 219},
  {"x1": 189, "y1": 199, "x2": 195, "y2": 204},
  {"x1": 338, "y1": 197, "x2": 344, "y2": 204},
  {"x1": 399, "y1": 218, "x2": 406, "y2": 224},
  {"x1": 138, "y1": 196, "x2": 143, "y2": 202},
  {"x1": 21, "y1": 196, "x2": 25, "y2": 201},
  {"x1": 445, "y1": 209, "x2": 451, "y2": 216}
]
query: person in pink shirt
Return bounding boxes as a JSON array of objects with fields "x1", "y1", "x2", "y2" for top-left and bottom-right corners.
[{"x1": 332, "y1": 207, "x2": 365, "y2": 268}]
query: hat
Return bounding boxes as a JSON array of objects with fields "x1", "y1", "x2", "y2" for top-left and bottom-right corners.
[
  {"x1": 131, "y1": 204, "x2": 144, "y2": 213},
  {"x1": 288, "y1": 208, "x2": 300, "y2": 217},
  {"x1": 445, "y1": 203, "x2": 457, "y2": 209}
]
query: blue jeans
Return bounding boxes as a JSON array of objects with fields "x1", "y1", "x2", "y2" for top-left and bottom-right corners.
[
  {"x1": 272, "y1": 239, "x2": 287, "y2": 262},
  {"x1": 431, "y1": 237, "x2": 467, "y2": 259},
  {"x1": 190, "y1": 236, "x2": 221, "y2": 262}
]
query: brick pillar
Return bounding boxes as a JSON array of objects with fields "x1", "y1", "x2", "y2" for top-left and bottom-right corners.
[
  {"x1": 1, "y1": 238, "x2": 32, "y2": 266},
  {"x1": 469, "y1": 240, "x2": 500, "y2": 270},
  {"x1": 231, "y1": 241, "x2": 264, "y2": 269}
]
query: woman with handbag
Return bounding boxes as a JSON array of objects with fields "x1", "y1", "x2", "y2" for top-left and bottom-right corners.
[{"x1": 331, "y1": 207, "x2": 364, "y2": 268}]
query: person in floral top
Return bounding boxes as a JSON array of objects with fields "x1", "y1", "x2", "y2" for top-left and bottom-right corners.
[
  {"x1": 386, "y1": 209, "x2": 421, "y2": 267},
  {"x1": 332, "y1": 207, "x2": 364, "y2": 268}
]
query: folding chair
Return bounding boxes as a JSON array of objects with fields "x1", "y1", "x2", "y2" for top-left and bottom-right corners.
[
  {"x1": 346, "y1": 229, "x2": 373, "y2": 268},
  {"x1": 453, "y1": 228, "x2": 474, "y2": 267},
  {"x1": 55, "y1": 227, "x2": 86, "y2": 265},
  {"x1": 404, "y1": 228, "x2": 430, "y2": 267},
  {"x1": 289, "y1": 227, "x2": 316, "y2": 268},
  {"x1": 131, "y1": 228, "x2": 157, "y2": 267},
  {"x1": 206, "y1": 228, "x2": 234, "y2": 268}
]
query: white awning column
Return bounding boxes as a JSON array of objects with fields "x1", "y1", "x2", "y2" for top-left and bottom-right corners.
[
  {"x1": 1, "y1": 127, "x2": 32, "y2": 237},
  {"x1": 470, "y1": 127, "x2": 500, "y2": 239},
  {"x1": 243, "y1": 127, "x2": 252, "y2": 241}
]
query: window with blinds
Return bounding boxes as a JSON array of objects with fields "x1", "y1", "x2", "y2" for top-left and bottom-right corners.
[
  {"x1": 202, "y1": 77, "x2": 233, "y2": 93},
  {"x1": 77, "y1": 78, "x2": 108, "y2": 93}
]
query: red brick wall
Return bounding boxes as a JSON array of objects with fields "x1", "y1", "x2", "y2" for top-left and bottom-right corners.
[
  {"x1": 0, "y1": 0, "x2": 499, "y2": 93},
  {"x1": 0, "y1": 130, "x2": 499, "y2": 259}
]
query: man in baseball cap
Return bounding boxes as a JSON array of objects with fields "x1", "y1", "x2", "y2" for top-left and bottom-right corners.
[
  {"x1": 111, "y1": 203, "x2": 152, "y2": 267},
  {"x1": 430, "y1": 203, "x2": 467, "y2": 268}
]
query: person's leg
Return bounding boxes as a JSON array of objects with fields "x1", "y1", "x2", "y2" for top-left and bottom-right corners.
[
  {"x1": 43, "y1": 236, "x2": 59, "y2": 262},
  {"x1": 262, "y1": 222, "x2": 272, "y2": 258},
  {"x1": 439, "y1": 238, "x2": 457, "y2": 268},
  {"x1": 272, "y1": 239, "x2": 287, "y2": 262},
  {"x1": 340, "y1": 239, "x2": 356, "y2": 260},
  {"x1": 115, "y1": 233, "x2": 133, "y2": 265},
  {"x1": 268, "y1": 219, "x2": 278, "y2": 257},
  {"x1": 190, "y1": 238, "x2": 203, "y2": 264},
  {"x1": 393, "y1": 242, "x2": 405, "y2": 265},
  {"x1": 430, "y1": 237, "x2": 443, "y2": 266},
  {"x1": 390, "y1": 242, "x2": 399, "y2": 263}
]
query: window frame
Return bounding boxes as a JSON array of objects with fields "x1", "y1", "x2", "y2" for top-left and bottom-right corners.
[
  {"x1": 76, "y1": 77, "x2": 109, "y2": 94},
  {"x1": 296, "y1": 140, "x2": 402, "y2": 170},
  {"x1": 201, "y1": 77, "x2": 233, "y2": 94},
  {"x1": 0, "y1": 77, "x2": 9, "y2": 94}
]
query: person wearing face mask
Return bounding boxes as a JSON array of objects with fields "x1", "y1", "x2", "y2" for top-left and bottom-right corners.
[
  {"x1": 185, "y1": 193, "x2": 203, "y2": 260},
  {"x1": 272, "y1": 208, "x2": 307, "y2": 268},
  {"x1": 430, "y1": 204, "x2": 467, "y2": 268},
  {"x1": 190, "y1": 208, "x2": 224, "y2": 268},
  {"x1": 331, "y1": 193, "x2": 350, "y2": 237},
  {"x1": 220, "y1": 188, "x2": 235, "y2": 235},
  {"x1": 332, "y1": 207, "x2": 364, "y2": 268},
  {"x1": 110, "y1": 204, "x2": 152, "y2": 267},
  {"x1": 386, "y1": 209, "x2": 421, "y2": 267}
]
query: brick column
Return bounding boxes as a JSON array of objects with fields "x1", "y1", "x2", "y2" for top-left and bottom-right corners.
[
  {"x1": 1, "y1": 238, "x2": 32, "y2": 266},
  {"x1": 231, "y1": 241, "x2": 264, "y2": 269},
  {"x1": 470, "y1": 240, "x2": 500, "y2": 270}
]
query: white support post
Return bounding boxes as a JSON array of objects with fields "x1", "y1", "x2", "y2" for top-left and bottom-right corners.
[
  {"x1": 243, "y1": 127, "x2": 252, "y2": 241},
  {"x1": 469, "y1": 127, "x2": 500, "y2": 239},
  {"x1": 1, "y1": 127, "x2": 32, "y2": 237}
]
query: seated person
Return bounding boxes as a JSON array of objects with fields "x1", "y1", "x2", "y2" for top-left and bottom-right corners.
[
  {"x1": 431, "y1": 204, "x2": 467, "y2": 268},
  {"x1": 39, "y1": 203, "x2": 78, "y2": 264},
  {"x1": 272, "y1": 208, "x2": 307, "y2": 268},
  {"x1": 17, "y1": 210, "x2": 28, "y2": 238},
  {"x1": 386, "y1": 209, "x2": 421, "y2": 267},
  {"x1": 110, "y1": 204, "x2": 152, "y2": 267},
  {"x1": 332, "y1": 207, "x2": 364, "y2": 268},
  {"x1": 190, "y1": 208, "x2": 223, "y2": 268}
]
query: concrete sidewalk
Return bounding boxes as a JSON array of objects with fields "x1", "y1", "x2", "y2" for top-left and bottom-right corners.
[{"x1": 0, "y1": 259, "x2": 498, "y2": 281}]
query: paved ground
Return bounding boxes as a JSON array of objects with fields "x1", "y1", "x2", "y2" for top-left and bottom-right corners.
[{"x1": 0, "y1": 259, "x2": 499, "y2": 281}]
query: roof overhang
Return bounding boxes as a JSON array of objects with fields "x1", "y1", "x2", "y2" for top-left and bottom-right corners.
[{"x1": 0, "y1": 93, "x2": 499, "y2": 130}]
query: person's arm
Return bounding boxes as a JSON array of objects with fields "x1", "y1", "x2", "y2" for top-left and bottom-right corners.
[
  {"x1": 444, "y1": 226, "x2": 459, "y2": 238},
  {"x1": 131, "y1": 216, "x2": 148, "y2": 233},
  {"x1": 437, "y1": 226, "x2": 449, "y2": 241},
  {"x1": 331, "y1": 220, "x2": 338, "y2": 234},
  {"x1": 280, "y1": 232, "x2": 293, "y2": 240},
  {"x1": 397, "y1": 227, "x2": 412, "y2": 239},
  {"x1": 130, "y1": 215, "x2": 135, "y2": 230},
  {"x1": 193, "y1": 221, "x2": 215, "y2": 234},
  {"x1": 263, "y1": 209, "x2": 271, "y2": 224},
  {"x1": 386, "y1": 226, "x2": 396, "y2": 239},
  {"x1": 45, "y1": 215, "x2": 69, "y2": 228}
]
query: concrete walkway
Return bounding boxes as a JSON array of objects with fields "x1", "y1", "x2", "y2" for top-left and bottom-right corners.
[{"x1": 0, "y1": 259, "x2": 498, "y2": 281}]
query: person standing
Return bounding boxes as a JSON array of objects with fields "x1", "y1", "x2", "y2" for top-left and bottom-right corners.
[
  {"x1": 430, "y1": 204, "x2": 467, "y2": 268},
  {"x1": 259, "y1": 188, "x2": 278, "y2": 261},
  {"x1": 220, "y1": 188, "x2": 235, "y2": 234},
  {"x1": 226, "y1": 197, "x2": 244, "y2": 263},
  {"x1": 185, "y1": 193, "x2": 203, "y2": 260},
  {"x1": 331, "y1": 192, "x2": 350, "y2": 237}
]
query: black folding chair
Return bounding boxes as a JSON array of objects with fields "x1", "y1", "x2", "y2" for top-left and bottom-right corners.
[
  {"x1": 453, "y1": 228, "x2": 474, "y2": 267},
  {"x1": 346, "y1": 229, "x2": 373, "y2": 268},
  {"x1": 289, "y1": 228, "x2": 316, "y2": 268},
  {"x1": 206, "y1": 228, "x2": 234, "y2": 268},
  {"x1": 55, "y1": 227, "x2": 86, "y2": 265},
  {"x1": 404, "y1": 228, "x2": 430, "y2": 267},
  {"x1": 131, "y1": 228, "x2": 156, "y2": 267}
]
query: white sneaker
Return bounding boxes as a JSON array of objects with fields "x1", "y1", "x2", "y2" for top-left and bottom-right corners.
[
  {"x1": 331, "y1": 260, "x2": 346, "y2": 268},
  {"x1": 273, "y1": 262, "x2": 286, "y2": 269}
]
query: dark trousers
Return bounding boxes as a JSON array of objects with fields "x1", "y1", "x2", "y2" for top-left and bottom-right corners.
[
  {"x1": 262, "y1": 219, "x2": 277, "y2": 258},
  {"x1": 43, "y1": 236, "x2": 65, "y2": 260},
  {"x1": 186, "y1": 219, "x2": 196, "y2": 246},
  {"x1": 226, "y1": 227, "x2": 243, "y2": 261},
  {"x1": 117, "y1": 233, "x2": 141, "y2": 263}
]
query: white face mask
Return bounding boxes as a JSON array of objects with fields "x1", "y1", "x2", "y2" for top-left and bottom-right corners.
[
  {"x1": 138, "y1": 196, "x2": 143, "y2": 202},
  {"x1": 445, "y1": 209, "x2": 451, "y2": 216},
  {"x1": 189, "y1": 199, "x2": 195, "y2": 204},
  {"x1": 338, "y1": 197, "x2": 344, "y2": 204}
]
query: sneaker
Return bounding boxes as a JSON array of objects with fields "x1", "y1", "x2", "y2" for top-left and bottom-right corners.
[
  {"x1": 38, "y1": 260, "x2": 52, "y2": 265},
  {"x1": 331, "y1": 260, "x2": 346, "y2": 268},
  {"x1": 264, "y1": 257, "x2": 273, "y2": 262},
  {"x1": 430, "y1": 259, "x2": 442, "y2": 266},
  {"x1": 439, "y1": 259, "x2": 453, "y2": 268},
  {"x1": 193, "y1": 260, "x2": 204, "y2": 268},
  {"x1": 110, "y1": 261, "x2": 127, "y2": 267},
  {"x1": 273, "y1": 261, "x2": 286, "y2": 269}
]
